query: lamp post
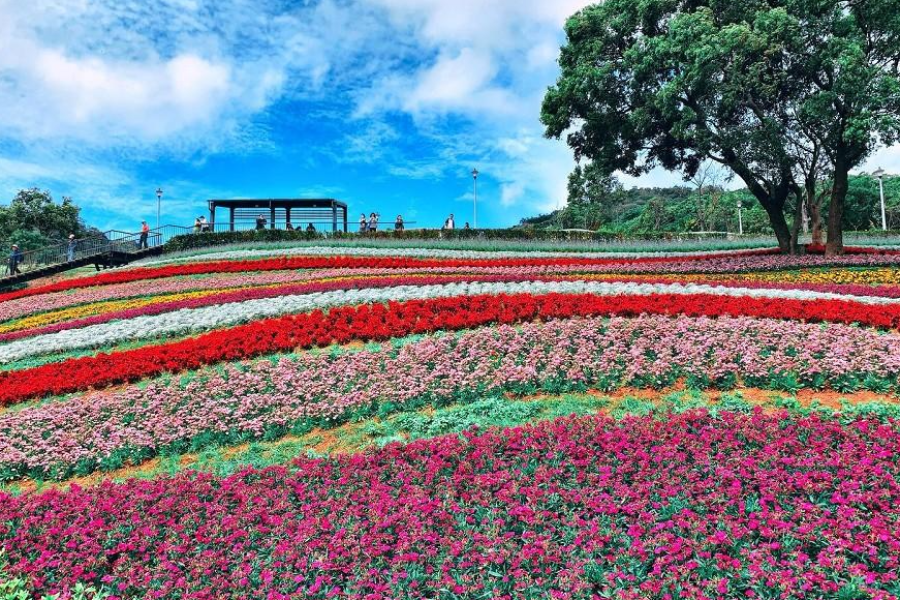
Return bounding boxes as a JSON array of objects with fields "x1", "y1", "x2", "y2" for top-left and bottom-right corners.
[
  {"x1": 155, "y1": 187, "x2": 163, "y2": 230},
  {"x1": 873, "y1": 168, "x2": 887, "y2": 231},
  {"x1": 737, "y1": 199, "x2": 743, "y2": 235},
  {"x1": 472, "y1": 168, "x2": 479, "y2": 229}
]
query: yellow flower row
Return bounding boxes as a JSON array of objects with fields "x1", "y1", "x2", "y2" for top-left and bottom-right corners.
[
  {"x1": 0, "y1": 290, "x2": 223, "y2": 334},
  {"x1": 0, "y1": 274, "x2": 430, "y2": 335},
  {"x1": 733, "y1": 267, "x2": 900, "y2": 286}
]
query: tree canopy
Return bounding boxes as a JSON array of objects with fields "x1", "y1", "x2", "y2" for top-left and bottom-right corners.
[
  {"x1": 542, "y1": 0, "x2": 900, "y2": 254},
  {"x1": 0, "y1": 189, "x2": 89, "y2": 251}
]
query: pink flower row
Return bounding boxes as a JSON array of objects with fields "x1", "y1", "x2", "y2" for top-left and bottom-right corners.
[
  {"x1": 4, "y1": 252, "x2": 900, "y2": 323},
  {"x1": 3, "y1": 314, "x2": 899, "y2": 480}
]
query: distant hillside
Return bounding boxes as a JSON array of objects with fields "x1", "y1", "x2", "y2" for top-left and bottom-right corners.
[{"x1": 519, "y1": 175, "x2": 899, "y2": 235}]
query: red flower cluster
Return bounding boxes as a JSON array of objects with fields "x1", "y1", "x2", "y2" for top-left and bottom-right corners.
[
  {"x1": 0, "y1": 249, "x2": 778, "y2": 303},
  {"x1": 1, "y1": 291, "x2": 897, "y2": 406},
  {"x1": 805, "y1": 244, "x2": 900, "y2": 255}
]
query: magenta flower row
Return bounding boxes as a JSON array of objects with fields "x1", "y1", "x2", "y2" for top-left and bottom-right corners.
[{"x1": 2, "y1": 410, "x2": 900, "y2": 599}]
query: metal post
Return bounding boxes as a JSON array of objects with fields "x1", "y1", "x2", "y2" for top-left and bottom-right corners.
[
  {"x1": 332, "y1": 204, "x2": 338, "y2": 232},
  {"x1": 270, "y1": 202, "x2": 276, "y2": 230},
  {"x1": 343, "y1": 206, "x2": 348, "y2": 232},
  {"x1": 472, "y1": 168, "x2": 479, "y2": 229},
  {"x1": 229, "y1": 206, "x2": 235, "y2": 232},
  {"x1": 209, "y1": 202, "x2": 216, "y2": 230},
  {"x1": 737, "y1": 200, "x2": 743, "y2": 235},
  {"x1": 156, "y1": 187, "x2": 163, "y2": 229},
  {"x1": 879, "y1": 176, "x2": 887, "y2": 231}
]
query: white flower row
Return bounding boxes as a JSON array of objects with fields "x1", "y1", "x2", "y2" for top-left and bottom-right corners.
[
  {"x1": 0, "y1": 280, "x2": 894, "y2": 365},
  {"x1": 131, "y1": 244, "x2": 764, "y2": 268}
]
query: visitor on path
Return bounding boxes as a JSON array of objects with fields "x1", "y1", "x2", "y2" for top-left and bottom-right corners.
[
  {"x1": 443, "y1": 214, "x2": 455, "y2": 230},
  {"x1": 198, "y1": 216, "x2": 210, "y2": 233},
  {"x1": 67, "y1": 235, "x2": 77, "y2": 262},
  {"x1": 306, "y1": 222, "x2": 316, "y2": 233},
  {"x1": 394, "y1": 215, "x2": 404, "y2": 231},
  {"x1": 359, "y1": 214, "x2": 368, "y2": 233},
  {"x1": 193, "y1": 218, "x2": 201, "y2": 234},
  {"x1": 139, "y1": 221, "x2": 150, "y2": 249},
  {"x1": 463, "y1": 222, "x2": 470, "y2": 230},
  {"x1": 286, "y1": 221, "x2": 294, "y2": 231},
  {"x1": 255, "y1": 214, "x2": 267, "y2": 230},
  {"x1": 368, "y1": 213, "x2": 379, "y2": 233},
  {"x1": 8, "y1": 244, "x2": 22, "y2": 275}
]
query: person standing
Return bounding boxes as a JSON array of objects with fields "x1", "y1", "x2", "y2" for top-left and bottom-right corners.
[
  {"x1": 198, "y1": 216, "x2": 210, "y2": 233},
  {"x1": 359, "y1": 213, "x2": 368, "y2": 233},
  {"x1": 193, "y1": 218, "x2": 202, "y2": 234},
  {"x1": 306, "y1": 222, "x2": 316, "y2": 233},
  {"x1": 256, "y1": 213, "x2": 267, "y2": 230},
  {"x1": 394, "y1": 215, "x2": 404, "y2": 232},
  {"x1": 67, "y1": 234, "x2": 77, "y2": 262},
  {"x1": 463, "y1": 222, "x2": 470, "y2": 230},
  {"x1": 368, "y1": 212, "x2": 378, "y2": 233},
  {"x1": 8, "y1": 244, "x2": 23, "y2": 275},
  {"x1": 139, "y1": 221, "x2": 150, "y2": 249},
  {"x1": 443, "y1": 213, "x2": 456, "y2": 230}
]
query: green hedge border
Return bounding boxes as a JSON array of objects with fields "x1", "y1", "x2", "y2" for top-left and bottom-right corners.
[{"x1": 162, "y1": 229, "x2": 741, "y2": 252}]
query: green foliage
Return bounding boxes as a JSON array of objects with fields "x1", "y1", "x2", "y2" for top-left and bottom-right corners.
[
  {"x1": 0, "y1": 189, "x2": 88, "y2": 250},
  {"x1": 542, "y1": 0, "x2": 900, "y2": 252},
  {"x1": 163, "y1": 227, "x2": 742, "y2": 253}
]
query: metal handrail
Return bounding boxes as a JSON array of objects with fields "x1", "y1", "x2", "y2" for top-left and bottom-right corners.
[{"x1": 1, "y1": 226, "x2": 183, "y2": 279}]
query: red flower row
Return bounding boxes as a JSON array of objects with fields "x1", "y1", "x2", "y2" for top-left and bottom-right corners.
[
  {"x1": 0, "y1": 273, "x2": 571, "y2": 343},
  {"x1": 0, "y1": 249, "x2": 778, "y2": 303},
  {"x1": 0, "y1": 290, "x2": 897, "y2": 406}
]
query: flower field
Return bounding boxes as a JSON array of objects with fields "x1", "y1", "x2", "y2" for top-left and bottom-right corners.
[{"x1": 3, "y1": 241, "x2": 900, "y2": 599}]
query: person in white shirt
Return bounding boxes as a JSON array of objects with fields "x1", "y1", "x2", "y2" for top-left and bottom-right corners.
[{"x1": 443, "y1": 213, "x2": 455, "y2": 230}]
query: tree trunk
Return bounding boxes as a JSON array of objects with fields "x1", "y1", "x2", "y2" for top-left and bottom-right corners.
[
  {"x1": 789, "y1": 192, "x2": 804, "y2": 255},
  {"x1": 763, "y1": 201, "x2": 793, "y2": 253},
  {"x1": 809, "y1": 192, "x2": 823, "y2": 246},
  {"x1": 826, "y1": 161, "x2": 849, "y2": 256}
]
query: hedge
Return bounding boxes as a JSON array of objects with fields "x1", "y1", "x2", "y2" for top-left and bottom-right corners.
[{"x1": 161, "y1": 228, "x2": 740, "y2": 252}]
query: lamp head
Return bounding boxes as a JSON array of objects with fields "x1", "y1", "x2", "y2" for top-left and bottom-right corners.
[{"x1": 873, "y1": 168, "x2": 885, "y2": 179}]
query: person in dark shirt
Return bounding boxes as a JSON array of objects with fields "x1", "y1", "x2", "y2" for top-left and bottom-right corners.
[
  {"x1": 395, "y1": 215, "x2": 404, "y2": 231},
  {"x1": 8, "y1": 244, "x2": 23, "y2": 275},
  {"x1": 306, "y1": 222, "x2": 316, "y2": 232}
]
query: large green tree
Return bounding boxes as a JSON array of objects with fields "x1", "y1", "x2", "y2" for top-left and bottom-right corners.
[
  {"x1": 0, "y1": 189, "x2": 87, "y2": 250},
  {"x1": 542, "y1": 0, "x2": 900, "y2": 254}
]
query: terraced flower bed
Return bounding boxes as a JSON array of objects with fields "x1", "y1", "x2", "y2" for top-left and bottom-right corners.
[{"x1": 2, "y1": 241, "x2": 900, "y2": 599}]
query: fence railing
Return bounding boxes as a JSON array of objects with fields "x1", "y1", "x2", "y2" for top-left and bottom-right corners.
[{"x1": 1, "y1": 227, "x2": 184, "y2": 278}]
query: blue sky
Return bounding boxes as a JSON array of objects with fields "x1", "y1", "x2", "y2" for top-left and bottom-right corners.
[{"x1": 0, "y1": 0, "x2": 896, "y2": 231}]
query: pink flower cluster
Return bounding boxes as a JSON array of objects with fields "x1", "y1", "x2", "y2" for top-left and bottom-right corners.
[
  {"x1": 2, "y1": 410, "x2": 900, "y2": 599},
  {"x1": 4, "y1": 314, "x2": 899, "y2": 480}
]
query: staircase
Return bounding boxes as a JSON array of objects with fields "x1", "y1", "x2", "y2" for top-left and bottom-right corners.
[{"x1": 0, "y1": 225, "x2": 190, "y2": 287}]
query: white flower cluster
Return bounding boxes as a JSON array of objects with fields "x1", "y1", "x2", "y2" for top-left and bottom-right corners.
[
  {"x1": 0, "y1": 279, "x2": 893, "y2": 364},
  {"x1": 132, "y1": 244, "x2": 759, "y2": 268}
]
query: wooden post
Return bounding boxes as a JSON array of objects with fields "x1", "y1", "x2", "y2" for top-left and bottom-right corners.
[{"x1": 229, "y1": 206, "x2": 235, "y2": 232}]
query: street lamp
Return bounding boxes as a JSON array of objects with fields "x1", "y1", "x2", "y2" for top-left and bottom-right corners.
[
  {"x1": 472, "y1": 168, "x2": 479, "y2": 229},
  {"x1": 873, "y1": 168, "x2": 887, "y2": 231},
  {"x1": 155, "y1": 187, "x2": 163, "y2": 230},
  {"x1": 736, "y1": 199, "x2": 743, "y2": 235}
]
